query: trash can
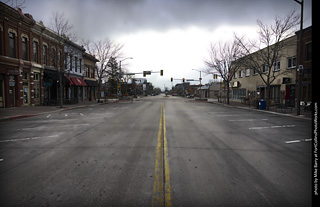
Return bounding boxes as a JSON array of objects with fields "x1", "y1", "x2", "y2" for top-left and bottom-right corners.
[{"x1": 259, "y1": 99, "x2": 266, "y2": 110}]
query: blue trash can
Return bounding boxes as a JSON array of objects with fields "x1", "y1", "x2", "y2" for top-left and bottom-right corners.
[{"x1": 259, "y1": 100, "x2": 266, "y2": 110}]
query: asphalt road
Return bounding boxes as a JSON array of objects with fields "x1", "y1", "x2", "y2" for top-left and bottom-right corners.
[{"x1": 0, "y1": 95, "x2": 312, "y2": 206}]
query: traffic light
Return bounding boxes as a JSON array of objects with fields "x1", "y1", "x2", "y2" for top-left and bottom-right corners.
[
  {"x1": 160, "y1": 70, "x2": 163, "y2": 76},
  {"x1": 143, "y1": 71, "x2": 146, "y2": 77},
  {"x1": 182, "y1": 78, "x2": 185, "y2": 82},
  {"x1": 171, "y1": 77, "x2": 173, "y2": 82}
]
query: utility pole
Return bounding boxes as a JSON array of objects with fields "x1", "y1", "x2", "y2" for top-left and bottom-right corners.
[
  {"x1": 119, "y1": 57, "x2": 133, "y2": 96},
  {"x1": 192, "y1": 69, "x2": 202, "y2": 99},
  {"x1": 294, "y1": 0, "x2": 304, "y2": 115}
]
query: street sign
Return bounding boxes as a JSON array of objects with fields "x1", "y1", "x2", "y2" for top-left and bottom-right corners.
[{"x1": 186, "y1": 79, "x2": 194, "y2": 81}]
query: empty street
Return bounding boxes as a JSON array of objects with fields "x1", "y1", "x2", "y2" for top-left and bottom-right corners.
[{"x1": 0, "y1": 96, "x2": 312, "y2": 206}]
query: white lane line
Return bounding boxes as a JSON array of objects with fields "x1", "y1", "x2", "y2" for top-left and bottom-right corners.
[
  {"x1": 229, "y1": 119, "x2": 268, "y2": 122},
  {"x1": 80, "y1": 113, "x2": 84, "y2": 116},
  {"x1": 65, "y1": 113, "x2": 68, "y2": 117},
  {"x1": 216, "y1": 114, "x2": 240, "y2": 117},
  {"x1": 0, "y1": 135, "x2": 59, "y2": 143},
  {"x1": 285, "y1": 140, "x2": 301, "y2": 144},
  {"x1": 18, "y1": 124, "x2": 90, "y2": 131},
  {"x1": 62, "y1": 124, "x2": 90, "y2": 127},
  {"x1": 249, "y1": 125, "x2": 295, "y2": 130},
  {"x1": 285, "y1": 138, "x2": 312, "y2": 144},
  {"x1": 46, "y1": 114, "x2": 51, "y2": 118}
]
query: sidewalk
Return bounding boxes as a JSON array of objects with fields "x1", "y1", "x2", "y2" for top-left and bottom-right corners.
[
  {"x1": 0, "y1": 101, "x2": 106, "y2": 121},
  {"x1": 206, "y1": 98, "x2": 312, "y2": 120}
]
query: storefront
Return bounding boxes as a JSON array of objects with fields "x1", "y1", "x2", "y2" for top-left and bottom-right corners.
[
  {"x1": 84, "y1": 79, "x2": 98, "y2": 101},
  {"x1": 65, "y1": 76, "x2": 87, "y2": 104},
  {"x1": 0, "y1": 67, "x2": 21, "y2": 108}
]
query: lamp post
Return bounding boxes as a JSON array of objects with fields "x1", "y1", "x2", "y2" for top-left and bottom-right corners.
[
  {"x1": 294, "y1": 0, "x2": 303, "y2": 115},
  {"x1": 119, "y1": 57, "x2": 133, "y2": 96},
  {"x1": 192, "y1": 69, "x2": 202, "y2": 99}
]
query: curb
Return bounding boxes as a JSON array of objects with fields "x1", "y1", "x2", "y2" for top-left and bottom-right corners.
[
  {"x1": 0, "y1": 102, "x2": 105, "y2": 122},
  {"x1": 209, "y1": 101, "x2": 311, "y2": 120}
]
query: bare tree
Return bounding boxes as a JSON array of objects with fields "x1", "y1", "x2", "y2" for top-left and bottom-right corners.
[
  {"x1": 49, "y1": 11, "x2": 77, "y2": 108},
  {"x1": 50, "y1": 11, "x2": 77, "y2": 42},
  {"x1": 235, "y1": 10, "x2": 300, "y2": 109},
  {"x1": 204, "y1": 38, "x2": 244, "y2": 104},
  {"x1": 5, "y1": 0, "x2": 25, "y2": 9},
  {"x1": 82, "y1": 38, "x2": 124, "y2": 102}
]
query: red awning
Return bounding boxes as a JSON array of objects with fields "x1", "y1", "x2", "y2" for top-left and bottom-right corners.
[
  {"x1": 70, "y1": 77, "x2": 87, "y2": 86},
  {"x1": 64, "y1": 76, "x2": 73, "y2": 85}
]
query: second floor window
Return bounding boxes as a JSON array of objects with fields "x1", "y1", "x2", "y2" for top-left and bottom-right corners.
[
  {"x1": 43, "y1": 45, "x2": 47, "y2": 65},
  {"x1": 273, "y1": 61, "x2": 280, "y2": 71},
  {"x1": 85, "y1": 66, "x2": 89, "y2": 77},
  {"x1": 33, "y1": 41, "x2": 39, "y2": 63},
  {"x1": 262, "y1": 64, "x2": 268, "y2": 73},
  {"x1": 75, "y1": 57, "x2": 78, "y2": 72},
  {"x1": 69, "y1": 55, "x2": 72, "y2": 71},
  {"x1": 9, "y1": 32, "x2": 16, "y2": 58},
  {"x1": 245, "y1": 69, "x2": 250, "y2": 77},
  {"x1": 287, "y1": 57, "x2": 296, "y2": 69},
  {"x1": 305, "y1": 43, "x2": 312, "y2": 61},
  {"x1": 58, "y1": 50, "x2": 62, "y2": 68},
  {"x1": 239, "y1": 70, "x2": 243, "y2": 78},
  {"x1": 51, "y1": 48, "x2": 56, "y2": 67},
  {"x1": 91, "y1": 68, "x2": 94, "y2": 78},
  {"x1": 22, "y1": 37, "x2": 28, "y2": 61}
]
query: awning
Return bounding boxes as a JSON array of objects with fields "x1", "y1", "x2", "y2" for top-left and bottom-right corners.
[
  {"x1": 44, "y1": 70, "x2": 70, "y2": 83},
  {"x1": 85, "y1": 80, "x2": 99, "y2": 87},
  {"x1": 70, "y1": 77, "x2": 87, "y2": 86},
  {"x1": 44, "y1": 70, "x2": 59, "y2": 81}
]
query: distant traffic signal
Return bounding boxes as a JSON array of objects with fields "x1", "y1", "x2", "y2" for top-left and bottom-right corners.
[
  {"x1": 182, "y1": 78, "x2": 185, "y2": 82},
  {"x1": 171, "y1": 77, "x2": 173, "y2": 82},
  {"x1": 160, "y1": 70, "x2": 163, "y2": 76},
  {"x1": 143, "y1": 71, "x2": 146, "y2": 77}
]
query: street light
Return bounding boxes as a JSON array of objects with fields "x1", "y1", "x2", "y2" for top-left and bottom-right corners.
[
  {"x1": 294, "y1": 0, "x2": 303, "y2": 115},
  {"x1": 192, "y1": 69, "x2": 202, "y2": 99},
  {"x1": 119, "y1": 57, "x2": 133, "y2": 96}
]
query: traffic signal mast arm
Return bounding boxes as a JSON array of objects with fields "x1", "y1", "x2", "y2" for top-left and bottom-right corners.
[
  {"x1": 171, "y1": 78, "x2": 199, "y2": 82},
  {"x1": 123, "y1": 70, "x2": 163, "y2": 77}
]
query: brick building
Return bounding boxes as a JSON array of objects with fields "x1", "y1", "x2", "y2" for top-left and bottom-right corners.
[
  {"x1": 296, "y1": 26, "x2": 312, "y2": 104},
  {"x1": 83, "y1": 52, "x2": 98, "y2": 101},
  {"x1": 0, "y1": 2, "x2": 35, "y2": 107},
  {"x1": 0, "y1": 2, "x2": 65, "y2": 107}
]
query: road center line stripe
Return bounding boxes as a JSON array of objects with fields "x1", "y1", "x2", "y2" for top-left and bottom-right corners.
[
  {"x1": 163, "y1": 102, "x2": 172, "y2": 207},
  {"x1": 152, "y1": 102, "x2": 172, "y2": 207}
]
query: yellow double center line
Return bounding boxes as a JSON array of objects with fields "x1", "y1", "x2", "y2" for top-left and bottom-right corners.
[{"x1": 152, "y1": 102, "x2": 172, "y2": 207}]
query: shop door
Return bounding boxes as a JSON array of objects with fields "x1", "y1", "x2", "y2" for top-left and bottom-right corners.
[
  {"x1": 9, "y1": 86, "x2": 15, "y2": 107},
  {"x1": 34, "y1": 81, "x2": 40, "y2": 105},
  {"x1": 23, "y1": 86, "x2": 29, "y2": 105}
]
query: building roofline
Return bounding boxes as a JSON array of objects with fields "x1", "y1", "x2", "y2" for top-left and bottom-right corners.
[
  {"x1": 84, "y1": 52, "x2": 99, "y2": 62},
  {"x1": 295, "y1": 25, "x2": 312, "y2": 35}
]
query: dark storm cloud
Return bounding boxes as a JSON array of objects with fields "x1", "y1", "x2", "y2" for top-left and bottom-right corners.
[{"x1": 21, "y1": 0, "x2": 312, "y2": 39}]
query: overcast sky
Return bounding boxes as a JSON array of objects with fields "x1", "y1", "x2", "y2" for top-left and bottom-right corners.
[{"x1": 5, "y1": 0, "x2": 312, "y2": 90}]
